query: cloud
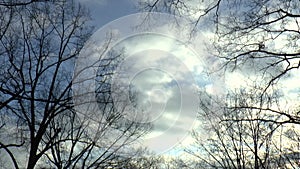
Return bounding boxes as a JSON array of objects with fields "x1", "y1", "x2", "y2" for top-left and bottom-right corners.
[
  {"x1": 106, "y1": 33, "x2": 203, "y2": 153},
  {"x1": 77, "y1": 12, "x2": 221, "y2": 154}
]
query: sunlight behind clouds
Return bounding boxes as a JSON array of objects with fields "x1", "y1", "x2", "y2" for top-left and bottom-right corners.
[
  {"x1": 74, "y1": 12, "x2": 225, "y2": 155},
  {"x1": 107, "y1": 33, "x2": 209, "y2": 153}
]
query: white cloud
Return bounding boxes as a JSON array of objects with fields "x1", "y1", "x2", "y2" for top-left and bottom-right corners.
[
  {"x1": 109, "y1": 33, "x2": 212, "y2": 153},
  {"x1": 225, "y1": 71, "x2": 247, "y2": 89}
]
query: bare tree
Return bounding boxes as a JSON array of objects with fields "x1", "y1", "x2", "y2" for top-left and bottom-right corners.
[
  {"x1": 139, "y1": 0, "x2": 300, "y2": 98},
  {"x1": 0, "y1": 1, "x2": 152, "y2": 168},
  {"x1": 187, "y1": 89, "x2": 300, "y2": 168},
  {"x1": 0, "y1": 0, "x2": 51, "y2": 7},
  {"x1": 0, "y1": 1, "x2": 91, "y2": 168},
  {"x1": 138, "y1": 1, "x2": 300, "y2": 168},
  {"x1": 138, "y1": 1, "x2": 300, "y2": 87}
]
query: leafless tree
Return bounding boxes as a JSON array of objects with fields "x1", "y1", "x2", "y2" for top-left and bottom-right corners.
[
  {"x1": 0, "y1": 1, "x2": 152, "y2": 168},
  {"x1": 187, "y1": 89, "x2": 300, "y2": 168},
  {"x1": 139, "y1": 0, "x2": 300, "y2": 98},
  {"x1": 139, "y1": 0, "x2": 300, "y2": 83},
  {"x1": 138, "y1": 1, "x2": 300, "y2": 168}
]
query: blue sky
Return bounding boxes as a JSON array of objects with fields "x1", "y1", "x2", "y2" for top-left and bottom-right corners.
[{"x1": 78, "y1": 0, "x2": 136, "y2": 29}]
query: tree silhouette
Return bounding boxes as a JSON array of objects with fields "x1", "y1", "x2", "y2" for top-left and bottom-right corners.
[
  {"x1": 139, "y1": 0, "x2": 300, "y2": 168},
  {"x1": 0, "y1": 1, "x2": 151, "y2": 168}
]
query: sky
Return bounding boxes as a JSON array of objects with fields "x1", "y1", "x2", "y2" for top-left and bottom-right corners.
[
  {"x1": 75, "y1": 0, "x2": 300, "y2": 157},
  {"x1": 78, "y1": 0, "x2": 137, "y2": 29},
  {"x1": 74, "y1": 0, "x2": 220, "y2": 155}
]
